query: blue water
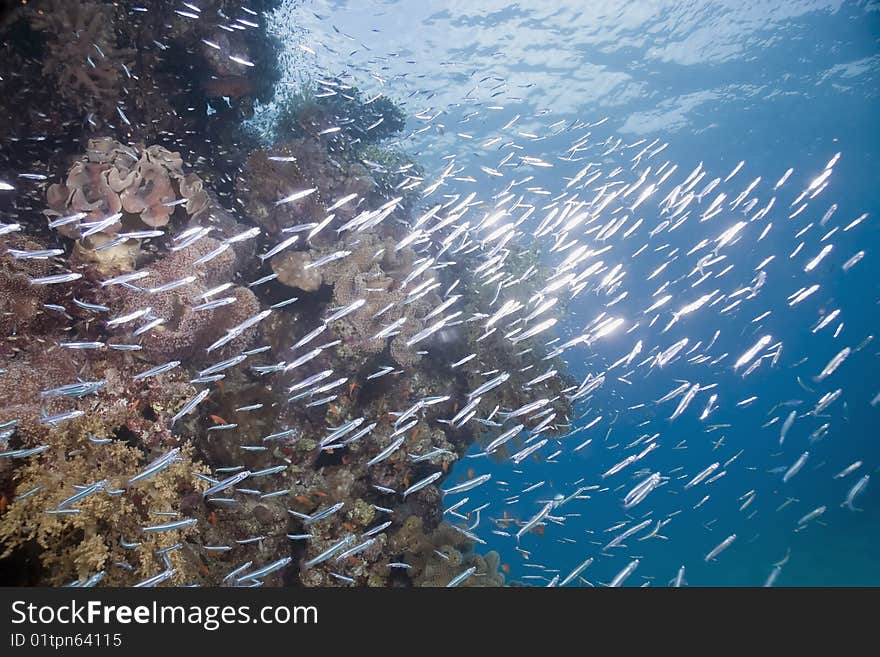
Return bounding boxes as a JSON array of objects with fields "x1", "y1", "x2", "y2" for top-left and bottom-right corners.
[{"x1": 268, "y1": 1, "x2": 880, "y2": 585}]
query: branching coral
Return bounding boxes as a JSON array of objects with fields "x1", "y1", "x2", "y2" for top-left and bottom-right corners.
[
  {"x1": 0, "y1": 337, "x2": 214, "y2": 585},
  {"x1": 29, "y1": 0, "x2": 135, "y2": 119},
  {"x1": 237, "y1": 138, "x2": 374, "y2": 235},
  {"x1": 0, "y1": 433, "x2": 207, "y2": 586}
]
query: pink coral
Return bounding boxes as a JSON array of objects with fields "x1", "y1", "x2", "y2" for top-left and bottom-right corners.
[{"x1": 46, "y1": 139, "x2": 207, "y2": 241}]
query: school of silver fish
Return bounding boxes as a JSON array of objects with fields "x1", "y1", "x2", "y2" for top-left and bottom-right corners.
[{"x1": 0, "y1": 1, "x2": 875, "y2": 588}]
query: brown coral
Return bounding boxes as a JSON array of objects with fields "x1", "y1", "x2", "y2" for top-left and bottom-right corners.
[
  {"x1": 30, "y1": 0, "x2": 134, "y2": 120},
  {"x1": 288, "y1": 232, "x2": 437, "y2": 368},
  {"x1": 72, "y1": 234, "x2": 139, "y2": 277},
  {"x1": 0, "y1": 433, "x2": 208, "y2": 586},
  {"x1": 0, "y1": 16, "x2": 581, "y2": 587},
  {"x1": 46, "y1": 139, "x2": 206, "y2": 241},
  {"x1": 385, "y1": 517, "x2": 506, "y2": 587},
  {"x1": 0, "y1": 336, "x2": 215, "y2": 585},
  {"x1": 271, "y1": 251, "x2": 323, "y2": 292},
  {"x1": 109, "y1": 238, "x2": 260, "y2": 363},
  {"x1": 237, "y1": 139, "x2": 374, "y2": 235},
  {"x1": 0, "y1": 236, "x2": 55, "y2": 337}
]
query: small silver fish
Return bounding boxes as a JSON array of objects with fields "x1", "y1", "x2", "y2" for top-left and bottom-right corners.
[
  {"x1": 30, "y1": 272, "x2": 82, "y2": 285},
  {"x1": 446, "y1": 566, "x2": 477, "y2": 588},
  {"x1": 442, "y1": 474, "x2": 491, "y2": 496},
  {"x1": 704, "y1": 534, "x2": 736, "y2": 562},
  {"x1": 608, "y1": 559, "x2": 640, "y2": 587},
  {"x1": 202, "y1": 471, "x2": 251, "y2": 497},
  {"x1": 402, "y1": 471, "x2": 443, "y2": 498},
  {"x1": 275, "y1": 188, "x2": 317, "y2": 206},
  {"x1": 842, "y1": 475, "x2": 869, "y2": 511}
]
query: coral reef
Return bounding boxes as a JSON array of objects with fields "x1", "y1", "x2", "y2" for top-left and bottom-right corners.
[
  {"x1": 0, "y1": 0, "x2": 281, "y2": 216},
  {"x1": 0, "y1": 436, "x2": 207, "y2": 586},
  {"x1": 388, "y1": 517, "x2": 506, "y2": 587},
  {"x1": 23, "y1": 0, "x2": 281, "y2": 135},
  {"x1": 237, "y1": 138, "x2": 374, "y2": 235},
  {"x1": 46, "y1": 138, "x2": 200, "y2": 238},
  {"x1": 106, "y1": 237, "x2": 261, "y2": 363},
  {"x1": 271, "y1": 251, "x2": 322, "y2": 292},
  {"x1": 0, "y1": 338, "x2": 209, "y2": 585},
  {"x1": 0, "y1": 234, "x2": 55, "y2": 337},
  {"x1": 275, "y1": 81, "x2": 407, "y2": 146},
  {"x1": 0, "y1": 7, "x2": 573, "y2": 589}
]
